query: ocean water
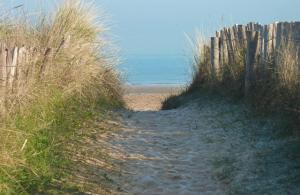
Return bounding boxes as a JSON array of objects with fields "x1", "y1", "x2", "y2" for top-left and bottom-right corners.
[{"x1": 119, "y1": 55, "x2": 193, "y2": 86}]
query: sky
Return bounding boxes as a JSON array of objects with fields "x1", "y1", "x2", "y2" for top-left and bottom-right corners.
[
  {"x1": 98, "y1": 0, "x2": 300, "y2": 57},
  {"x1": 4, "y1": 0, "x2": 300, "y2": 57}
]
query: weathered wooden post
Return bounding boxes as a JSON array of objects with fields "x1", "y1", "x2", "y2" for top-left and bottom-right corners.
[
  {"x1": 256, "y1": 26, "x2": 264, "y2": 78},
  {"x1": 261, "y1": 24, "x2": 271, "y2": 78},
  {"x1": 0, "y1": 44, "x2": 7, "y2": 114},
  {"x1": 220, "y1": 29, "x2": 229, "y2": 67},
  {"x1": 237, "y1": 25, "x2": 245, "y2": 48},
  {"x1": 245, "y1": 30, "x2": 259, "y2": 96},
  {"x1": 16, "y1": 46, "x2": 27, "y2": 89},
  {"x1": 211, "y1": 37, "x2": 220, "y2": 80},
  {"x1": 275, "y1": 22, "x2": 282, "y2": 57},
  {"x1": 8, "y1": 47, "x2": 19, "y2": 92},
  {"x1": 226, "y1": 28, "x2": 235, "y2": 66},
  {"x1": 264, "y1": 23, "x2": 276, "y2": 67},
  {"x1": 0, "y1": 44, "x2": 7, "y2": 88}
]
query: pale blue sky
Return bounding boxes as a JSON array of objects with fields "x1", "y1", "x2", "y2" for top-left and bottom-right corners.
[
  {"x1": 99, "y1": 0, "x2": 300, "y2": 56},
  {"x1": 5, "y1": 0, "x2": 300, "y2": 56}
]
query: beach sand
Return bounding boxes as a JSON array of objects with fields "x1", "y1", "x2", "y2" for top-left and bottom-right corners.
[{"x1": 124, "y1": 85, "x2": 184, "y2": 111}]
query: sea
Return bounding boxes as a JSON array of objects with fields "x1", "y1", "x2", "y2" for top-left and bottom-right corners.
[{"x1": 119, "y1": 55, "x2": 193, "y2": 86}]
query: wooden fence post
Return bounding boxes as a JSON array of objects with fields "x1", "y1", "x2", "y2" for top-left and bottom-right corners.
[
  {"x1": 0, "y1": 44, "x2": 7, "y2": 88},
  {"x1": 211, "y1": 37, "x2": 220, "y2": 79},
  {"x1": 0, "y1": 45, "x2": 6, "y2": 113},
  {"x1": 17, "y1": 46, "x2": 27, "y2": 89},
  {"x1": 237, "y1": 25, "x2": 245, "y2": 48},
  {"x1": 226, "y1": 28, "x2": 235, "y2": 65},
  {"x1": 8, "y1": 47, "x2": 19, "y2": 92},
  {"x1": 220, "y1": 29, "x2": 229, "y2": 66},
  {"x1": 245, "y1": 30, "x2": 259, "y2": 96}
]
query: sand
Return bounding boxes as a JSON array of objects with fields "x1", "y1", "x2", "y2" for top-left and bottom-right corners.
[
  {"x1": 97, "y1": 85, "x2": 300, "y2": 194},
  {"x1": 124, "y1": 85, "x2": 183, "y2": 111}
]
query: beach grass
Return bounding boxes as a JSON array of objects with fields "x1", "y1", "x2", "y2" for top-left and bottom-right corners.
[
  {"x1": 0, "y1": 1, "x2": 123, "y2": 193},
  {"x1": 163, "y1": 31, "x2": 300, "y2": 127}
]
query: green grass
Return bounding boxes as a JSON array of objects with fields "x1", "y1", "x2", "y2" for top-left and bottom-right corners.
[
  {"x1": 0, "y1": 1, "x2": 123, "y2": 193},
  {"x1": 0, "y1": 86, "x2": 122, "y2": 194}
]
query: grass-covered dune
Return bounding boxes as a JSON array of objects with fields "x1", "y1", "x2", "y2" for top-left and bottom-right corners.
[
  {"x1": 0, "y1": 1, "x2": 122, "y2": 193},
  {"x1": 163, "y1": 29, "x2": 300, "y2": 128}
]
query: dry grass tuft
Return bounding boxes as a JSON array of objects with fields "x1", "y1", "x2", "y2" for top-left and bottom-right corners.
[{"x1": 186, "y1": 33, "x2": 211, "y2": 91}]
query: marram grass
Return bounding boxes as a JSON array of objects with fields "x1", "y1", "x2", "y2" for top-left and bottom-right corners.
[
  {"x1": 164, "y1": 32, "x2": 299, "y2": 126},
  {"x1": 0, "y1": 1, "x2": 122, "y2": 193}
]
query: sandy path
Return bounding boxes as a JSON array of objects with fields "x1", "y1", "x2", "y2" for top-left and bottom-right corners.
[
  {"x1": 114, "y1": 108, "x2": 224, "y2": 194},
  {"x1": 101, "y1": 93, "x2": 300, "y2": 194}
]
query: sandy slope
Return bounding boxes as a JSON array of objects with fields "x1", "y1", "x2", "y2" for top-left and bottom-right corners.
[
  {"x1": 99, "y1": 92, "x2": 300, "y2": 194},
  {"x1": 124, "y1": 85, "x2": 183, "y2": 111},
  {"x1": 124, "y1": 94, "x2": 168, "y2": 111}
]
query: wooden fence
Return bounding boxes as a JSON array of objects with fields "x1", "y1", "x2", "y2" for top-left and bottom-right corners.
[
  {"x1": 0, "y1": 46, "x2": 52, "y2": 91},
  {"x1": 0, "y1": 42, "x2": 65, "y2": 114},
  {"x1": 209, "y1": 22, "x2": 300, "y2": 94}
]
